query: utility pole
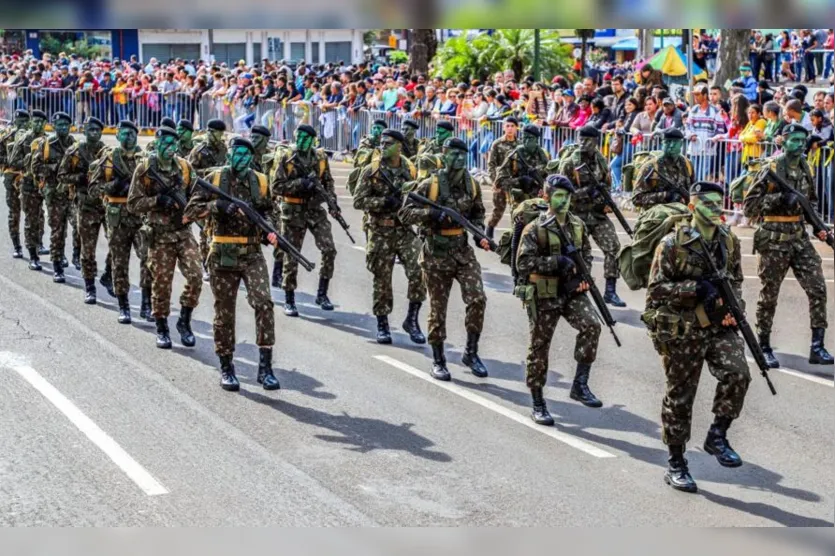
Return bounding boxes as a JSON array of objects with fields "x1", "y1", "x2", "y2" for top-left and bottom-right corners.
[
  {"x1": 207, "y1": 29, "x2": 214, "y2": 63},
  {"x1": 533, "y1": 29, "x2": 541, "y2": 81}
]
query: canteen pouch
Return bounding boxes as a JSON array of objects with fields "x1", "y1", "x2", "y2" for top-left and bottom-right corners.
[
  {"x1": 514, "y1": 284, "x2": 537, "y2": 320},
  {"x1": 534, "y1": 276, "x2": 559, "y2": 300},
  {"x1": 647, "y1": 305, "x2": 684, "y2": 343},
  {"x1": 105, "y1": 204, "x2": 122, "y2": 230},
  {"x1": 216, "y1": 243, "x2": 239, "y2": 269}
]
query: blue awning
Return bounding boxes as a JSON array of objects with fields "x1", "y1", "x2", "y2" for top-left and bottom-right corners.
[{"x1": 611, "y1": 36, "x2": 682, "y2": 51}]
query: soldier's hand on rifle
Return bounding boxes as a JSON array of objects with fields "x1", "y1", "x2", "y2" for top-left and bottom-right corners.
[
  {"x1": 429, "y1": 208, "x2": 448, "y2": 223},
  {"x1": 301, "y1": 177, "x2": 316, "y2": 192},
  {"x1": 215, "y1": 199, "x2": 239, "y2": 216},
  {"x1": 665, "y1": 190, "x2": 683, "y2": 203},
  {"x1": 479, "y1": 238, "x2": 491, "y2": 251},
  {"x1": 382, "y1": 195, "x2": 401, "y2": 210},
  {"x1": 329, "y1": 208, "x2": 342, "y2": 219},
  {"x1": 156, "y1": 194, "x2": 178, "y2": 209},
  {"x1": 782, "y1": 190, "x2": 800, "y2": 208},
  {"x1": 519, "y1": 176, "x2": 535, "y2": 188},
  {"x1": 721, "y1": 311, "x2": 737, "y2": 327},
  {"x1": 817, "y1": 230, "x2": 830, "y2": 242},
  {"x1": 576, "y1": 281, "x2": 590, "y2": 293},
  {"x1": 266, "y1": 232, "x2": 278, "y2": 247}
]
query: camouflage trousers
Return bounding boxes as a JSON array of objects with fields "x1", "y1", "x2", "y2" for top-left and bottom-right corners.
[
  {"x1": 280, "y1": 208, "x2": 337, "y2": 292},
  {"x1": 148, "y1": 231, "x2": 203, "y2": 318},
  {"x1": 755, "y1": 240, "x2": 828, "y2": 335},
  {"x1": 658, "y1": 330, "x2": 751, "y2": 446},
  {"x1": 107, "y1": 211, "x2": 152, "y2": 296},
  {"x1": 577, "y1": 212, "x2": 621, "y2": 280},
  {"x1": 46, "y1": 193, "x2": 79, "y2": 264},
  {"x1": 21, "y1": 189, "x2": 45, "y2": 251},
  {"x1": 77, "y1": 206, "x2": 108, "y2": 280},
  {"x1": 3, "y1": 173, "x2": 21, "y2": 244},
  {"x1": 208, "y1": 251, "x2": 274, "y2": 356},
  {"x1": 421, "y1": 246, "x2": 486, "y2": 345},
  {"x1": 525, "y1": 295, "x2": 601, "y2": 389},
  {"x1": 365, "y1": 225, "x2": 426, "y2": 316},
  {"x1": 199, "y1": 224, "x2": 210, "y2": 265},
  {"x1": 486, "y1": 186, "x2": 508, "y2": 229}
]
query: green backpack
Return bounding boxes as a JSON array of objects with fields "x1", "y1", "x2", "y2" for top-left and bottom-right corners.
[
  {"x1": 617, "y1": 202, "x2": 691, "y2": 290},
  {"x1": 498, "y1": 198, "x2": 549, "y2": 266},
  {"x1": 728, "y1": 157, "x2": 769, "y2": 204},
  {"x1": 622, "y1": 150, "x2": 663, "y2": 194}
]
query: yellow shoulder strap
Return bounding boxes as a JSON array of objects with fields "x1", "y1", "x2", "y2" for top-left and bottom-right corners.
[
  {"x1": 405, "y1": 157, "x2": 417, "y2": 180},
  {"x1": 211, "y1": 168, "x2": 222, "y2": 187},
  {"x1": 43, "y1": 140, "x2": 50, "y2": 161},
  {"x1": 256, "y1": 171, "x2": 268, "y2": 198},
  {"x1": 470, "y1": 174, "x2": 481, "y2": 199},
  {"x1": 428, "y1": 175, "x2": 440, "y2": 201},
  {"x1": 318, "y1": 154, "x2": 327, "y2": 179},
  {"x1": 104, "y1": 154, "x2": 113, "y2": 182},
  {"x1": 177, "y1": 157, "x2": 190, "y2": 185},
  {"x1": 685, "y1": 157, "x2": 693, "y2": 176}
]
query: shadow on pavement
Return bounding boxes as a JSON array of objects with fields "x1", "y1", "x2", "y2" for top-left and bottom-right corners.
[
  {"x1": 698, "y1": 489, "x2": 833, "y2": 527},
  {"x1": 773, "y1": 351, "x2": 834, "y2": 381}
]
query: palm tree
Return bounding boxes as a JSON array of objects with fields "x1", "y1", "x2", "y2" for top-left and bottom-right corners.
[
  {"x1": 481, "y1": 29, "x2": 572, "y2": 81},
  {"x1": 432, "y1": 33, "x2": 497, "y2": 82}
]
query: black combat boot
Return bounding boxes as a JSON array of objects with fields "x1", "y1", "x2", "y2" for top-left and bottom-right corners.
[
  {"x1": 155, "y1": 317, "x2": 172, "y2": 349},
  {"x1": 12, "y1": 237, "x2": 23, "y2": 259},
  {"x1": 284, "y1": 290, "x2": 299, "y2": 317},
  {"x1": 758, "y1": 332, "x2": 780, "y2": 368},
  {"x1": 38, "y1": 244, "x2": 49, "y2": 256},
  {"x1": 202, "y1": 263, "x2": 210, "y2": 282},
  {"x1": 664, "y1": 444, "x2": 698, "y2": 493},
  {"x1": 219, "y1": 354, "x2": 240, "y2": 392},
  {"x1": 603, "y1": 277, "x2": 626, "y2": 307},
  {"x1": 139, "y1": 287, "x2": 153, "y2": 321},
  {"x1": 176, "y1": 306, "x2": 196, "y2": 347},
  {"x1": 257, "y1": 347, "x2": 281, "y2": 390},
  {"x1": 401, "y1": 301, "x2": 426, "y2": 344},
  {"x1": 430, "y1": 343, "x2": 451, "y2": 381},
  {"x1": 100, "y1": 264, "x2": 115, "y2": 297},
  {"x1": 461, "y1": 332, "x2": 488, "y2": 378},
  {"x1": 485, "y1": 225, "x2": 495, "y2": 240},
  {"x1": 703, "y1": 416, "x2": 743, "y2": 468},
  {"x1": 52, "y1": 261, "x2": 65, "y2": 283},
  {"x1": 530, "y1": 387, "x2": 555, "y2": 426},
  {"x1": 117, "y1": 294, "x2": 131, "y2": 324},
  {"x1": 570, "y1": 362, "x2": 603, "y2": 407},
  {"x1": 271, "y1": 259, "x2": 283, "y2": 288},
  {"x1": 71, "y1": 247, "x2": 80, "y2": 269},
  {"x1": 61, "y1": 254, "x2": 68, "y2": 268},
  {"x1": 315, "y1": 277, "x2": 334, "y2": 311},
  {"x1": 809, "y1": 328, "x2": 834, "y2": 365},
  {"x1": 83, "y1": 278, "x2": 97, "y2": 304},
  {"x1": 28, "y1": 248, "x2": 42, "y2": 271},
  {"x1": 376, "y1": 315, "x2": 392, "y2": 344}
]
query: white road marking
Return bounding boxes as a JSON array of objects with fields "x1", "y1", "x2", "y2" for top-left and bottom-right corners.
[
  {"x1": 193, "y1": 331, "x2": 213, "y2": 340},
  {"x1": 742, "y1": 275, "x2": 834, "y2": 284},
  {"x1": 745, "y1": 358, "x2": 833, "y2": 387},
  {"x1": 351, "y1": 245, "x2": 366, "y2": 252},
  {"x1": 0, "y1": 352, "x2": 169, "y2": 496},
  {"x1": 234, "y1": 356, "x2": 259, "y2": 366},
  {"x1": 373, "y1": 355, "x2": 616, "y2": 459}
]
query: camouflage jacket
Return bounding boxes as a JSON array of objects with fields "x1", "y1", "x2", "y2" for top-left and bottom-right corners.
[
  {"x1": 270, "y1": 146, "x2": 336, "y2": 218},
  {"x1": 557, "y1": 148, "x2": 611, "y2": 215},
  {"x1": 632, "y1": 154, "x2": 693, "y2": 209},
  {"x1": 353, "y1": 154, "x2": 416, "y2": 228},
  {"x1": 495, "y1": 146, "x2": 550, "y2": 199},
  {"x1": 487, "y1": 136, "x2": 518, "y2": 183},
  {"x1": 30, "y1": 134, "x2": 75, "y2": 197},
  {"x1": 8, "y1": 129, "x2": 46, "y2": 192},
  {"x1": 187, "y1": 141, "x2": 227, "y2": 177},
  {"x1": 56, "y1": 139, "x2": 106, "y2": 197},
  {"x1": 128, "y1": 154, "x2": 197, "y2": 240}
]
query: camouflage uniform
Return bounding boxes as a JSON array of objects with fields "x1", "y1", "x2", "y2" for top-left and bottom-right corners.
[
  {"x1": 9, "y1": 128, "x2": 46, "y2": 253},
  {"x1": 643, "y1": 222, "x2": 751, "y2": 446},
  {"x1": 31, "y1": 134, "x2": 77, "y2": 266},
  {"x1": 403, "y1": 135, "x2": 419, "y2": 160},
  {"x1": 515, "y1": 213, "x2": 601, "y2": 389},
  {"x1": 632, "y1": 154, "x2": 693, "y2": 210},
  {"x1": 415, "y1": 139, "x2": 445, "y2": 181},
  {"x1": 0, "y1": 123, "x2": 26, "y2": 252},
  {"x1": 57, "y1": 139, "x2": 107, "y2": 280},
  {"x1": 557, "y1": 149, "x2": 621, "y2": 280},
  {"x1": 743, "y1": 155, "x2": 828, "y2": 336},
  {"x1": 494, "y1": 145, "x2": 550, "y2": 213},
  {"x1": 127, "y1": 154, "x2": 202, "y2": 318},
  {"x1": 92, "y1": 145, "x2": 151, "y2": 296},
  {"x1": 271, "y1": 145, "x2": 337, "y2": 292},
  {"x1": 185, "y1": 166, "x2": 275, "y2": 356},
  {"x1": 400, "y1": 168, "x2": 487, "y2": 345},
  {"x1": 353, "y1": 155, "x2": 425, "y2": 316},
  {"x1": 485, "y1": 136, "x2": 519, "y2": 230},
  {"x1": 188, "y1": 140, "x2": 228, "y2": 264}
]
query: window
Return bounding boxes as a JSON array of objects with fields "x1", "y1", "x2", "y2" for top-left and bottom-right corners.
[
  {"x1": 142, "y1": 44, "x2": 200, "y2": 64},
  {"x1": 212, "y1": 43, "x2": 246, "y2": 66},
  {"x1": 325, "y1": 41, "x2": 352, "y2": 64},
  {"x1": 290, "y1": 42, "x2": 305, "y2": 63}
]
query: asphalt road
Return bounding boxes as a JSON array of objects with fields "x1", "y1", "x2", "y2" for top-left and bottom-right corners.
[{"x1": 0, "y1": 147, "x2": 833, "y2": 526}]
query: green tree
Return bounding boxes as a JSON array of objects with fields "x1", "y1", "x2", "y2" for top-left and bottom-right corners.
[
  {"x1": 388, "y1": 50, "x2": 409, "y2": 65},
  {"x1": 432, "y1": 34, "x2": 498, "y2": 82},
  {"x1": 481, "y1": 29, "x2": 572, "y2": 81},
  {"x1": 574, "y1": 29, "x2": 596, "y2": 78}
]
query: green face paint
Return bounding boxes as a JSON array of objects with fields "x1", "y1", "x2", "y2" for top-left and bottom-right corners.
[
  {"x1": 403, "y1": 127, "x2": 416, "y2": 141},
  {"x1": 436, "y1": 128, "x2": 452, "y2": 144},
  {"x1": 31, "y1": 118, "x2": 46, "y2": 135},
  {"x1": 54, "y1": 120, "x2": 71, "y2": 138},
  {"x1": 662, "y1": 138, "x2": 683, "y2": 157},
  {"x1": 783, "y1": 132, "x2": 806, "y2": 155},
  {"x1": 549, "y1": 189, "x2": 571, "y2": 214},
  {"x1": 380, "y1": 138, "x2": 401, "y2": 159},
  {"x1": 579, "y1": 136, "x2": 597, "y2": 152},
  {"x1": 296, "y1": 130, "x2": 314, "y2": 152},
  {"x1": 250, "y1": 134, "x2": 268, "y2": 152},
  {"x1": 209, "y1": 129, "x2": 225, "y2": 146},
  {"x1": 177, "y1": 127, "x2": 193, "y2": 145},
  {"x1": 692, "y1": 192, "x2": 724, "y2": 227},
  {"x1": 117, "y1": 127, "x2": 137, "y2": 149},
  {"x1": 523, "y1": 133, "x2": 539, "y2": 152},
  {"x1": 443, "y1": 148, "x2": 467, "y2": 170},
  {"x1": 14, "y1": 116, "x2": 28, "y2": 128},
  {"x1": 370, "y1": 125, "x2": 385, "y2": 140},
  {"x1": 228, "y1": 145, "x2": 253, "y2": 172},
  {"x1": 85, "y1": 125, "x2": 102, "y2": 143},
  {"x1": 157, "y1": 135, "x2": 178, "y2": 161}
]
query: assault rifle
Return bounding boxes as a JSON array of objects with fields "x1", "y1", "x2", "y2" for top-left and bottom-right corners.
[
  {"x1": 696, "y1": 235, "x2": 777, "y2": 395},
  {"x1": 645, "y1": 165, "x2": 690, "y2": 205},
  {"x1": 308, "y1": 169, "x2": 355, "y2": 244},
  {"x1": 763, "y1": 169, "x2": 834, "y2": 250},
  {"x1": 576, "y1": 163, "x2": 634, "y2": 237},
  {"x1": 407, "y1": 192, "x2": 499, "y2": 252},
  {"x1": 541, "y1": 213, "x2": 621, "y2": 347},
  {"x1": 145, "y1": 166, "x2": 190, "y2": 210}
]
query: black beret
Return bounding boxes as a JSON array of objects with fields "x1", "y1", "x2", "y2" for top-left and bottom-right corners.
[
  {"x1": 782, "y1": 123, "x2": 809, "y2": 137},
  {"x1": 160, "y1": 117, "x2": 177, "y2": 130},
  {"x1": 372, "y1": 119, "x2": 388, "y2": 128},
  {"x1": 295, "y1": 124, "x2": 317, "y2": 138},
  {"x1": 207, "y1": 118, "x2": 227, "y2": 131},
  {"x1": 176, "y1": 119, "x2": 194, "y2": 131},
  {"x1": 31, "y1": 110, "x2": 48, "y2": 120},
  {"x1": 504, "y1": 116, "x2": 519, "y2": 126},
  {"x1": 662, "y1": 127, "x2": 685, "y2": 140},
  {"x1": 522, "y1": 124, "x2": 541, "y2": 138},
  {"x1": 85, "y1": 117, "x2": 104, "y2": 129},
  {"x1": 381, "y1": 129, "x2": 405, "y2": 143},
  {"x1": 52, "y1": 111, "x2": 71, "y2": 123},
  {"x1": 690, "y1": 181, "x2": 724, "y2": 196},
  {"x1": 578, "y1": 125, "x2": 600, "y2": 138},
  {"x1": 443, "y1": 137, "x2": 468, "y2": 152},
  {"x1": 545, "y1": 174, "x2": 575, "y2": 194},
  {"x1": 250, "y1": 125, "x2": 270, "y2": 138},
  {"x1": 118, "y1": 120, "x2": 138, "y2": 133},
  {"x1": 155, "y1": 126, "x2": 178, "y2": 139},
  {"x1": 436, "y1": 120, "x2": 454, "y2": 131},
  {"x1": 14, "y1": 109, "x2": 30, "y2": 119},
  {"x1": 229, "y1": 137, "x2": 255, "y2": 153},
  {"x1": 402, "y1": 119, "x2": 420, "y2": 130}
]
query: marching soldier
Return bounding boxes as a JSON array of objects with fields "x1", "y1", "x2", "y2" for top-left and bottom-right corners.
[
  {"x1": 558, "y1": 125, "x2": 626, "y2": 308},
  {"x1": 1, "y1": 109, "x2": 30, "y2": 259},
  {"x1": 347, "y1": 119, "x2": 387, "y2": 197},
  {"x1": 128, "y1": 127, "x2": 202, "y2": 350},
  {"x1": 494, "y1": 124, "x2": 549, "y2": 213},
  {"x1": 185, "y1": 137, "x2": 281, "y2": 392},
  {"x1": 9, "y1": 109, "x2": 48, "y2": 269},
  {"x1": 631, "y1": 128, "x2": 694, "y2": 210},
  {"x1": 401, "y1": 119, "x2": 420, "y2": 160},
  {"x1": 644, "y1": 181, "x2": 751, "y2": 493},
  {"x1": 743, "y1": 123, "x2": 833, "y2": 367},
  {"x1": 415, "y1": 120, "x2": 454, "y2": 180},
  {"x1": 30, "y1": 111, "x2": 76, "y2": 281},
  {"x1": 515, "y1": 175, "x2": 604, "y2": 424},
  {"x1": 144, "y1": 117, "x2": 178, "y2": 154},
  {"x1": 353, "y1": 129, "x2": 426, "y2": 345},
  {"x1": 176, "y1": 119, "x2": 195, "y2": 158},
  {"x1": 484, "y1": 116, "x2": 520, "y2": 239},
  {"x1": 271, "y1": 124, "x2": 340, "y2": 317},
  {"x1": 400, "y1": 138, "x2": 491, "y2": 381},
  {"x1": 91, "y1": 120, "x2": 151, "y2": 324},
  {"x1": 249, "y1": 125, "x2": 272, "y2": 173}
]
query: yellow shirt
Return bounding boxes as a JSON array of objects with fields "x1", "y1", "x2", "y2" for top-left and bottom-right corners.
[
  {"x1": 739, "y1": 118, "x2": 766, "y2": 161},
  {"x1": 113, "y1": 84, "x2": 128, "y2": 105}
]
